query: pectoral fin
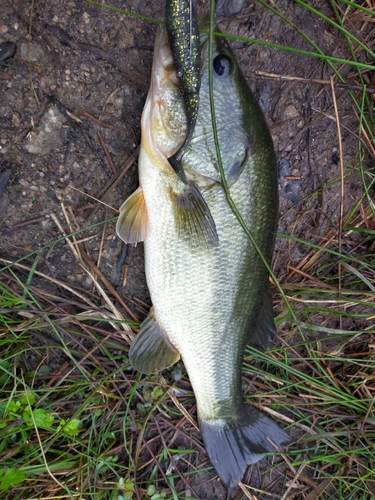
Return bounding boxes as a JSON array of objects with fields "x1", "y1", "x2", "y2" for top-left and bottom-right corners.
[
  {"x1": 226, "y1": 147, "x2": 249, "y2": 186},
  {"x1": 129, "y1": 308, "x2": 180, "y2": 374},
  {"x1": 116, "y1": 187, "x2": 148, "y2": 244},
  {"x1": 169, "y1": 181, "x2": 219, "y2": 248}
]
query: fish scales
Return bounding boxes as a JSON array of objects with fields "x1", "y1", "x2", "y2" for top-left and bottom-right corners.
[{"x1": 117, "y1": 14, "x2": 289, "y2": 488}]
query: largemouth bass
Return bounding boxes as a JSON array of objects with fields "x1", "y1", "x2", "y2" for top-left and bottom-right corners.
[
  {"x1": 165, "y1": 0, "x2": 201, "y2": 184},
  {"x1": 117, "y1": 18, "x2": 289, "y2": 488}
]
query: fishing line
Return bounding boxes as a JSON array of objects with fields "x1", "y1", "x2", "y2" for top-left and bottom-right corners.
[{"x1": 207, "y1": 0, "x2": 302, "y2": 339}]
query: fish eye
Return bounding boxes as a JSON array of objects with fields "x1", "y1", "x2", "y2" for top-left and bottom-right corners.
[{"x1": 213, "y1": 54, "x2": 233, "y2": 76}]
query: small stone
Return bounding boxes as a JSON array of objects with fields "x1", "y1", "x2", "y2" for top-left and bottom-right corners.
[
  {"x1": 24, "y1": 105, "x2": 67, "y2": 155},
  {"x1": 85, "y1": 277, "x2": 93, "y2": 287},
  {"x1": 20, "y1": 42, "x2": 45, "y2": 62},
  {"x1": 283, "y1": 104, "x2": 300, "y2": 121},
  {"x1": 216, "y1": 0, "x2": 247, "y2": 15},
  {"x1": 11, "y1": 112, "x2": 21, "y2": 127},
  {"x1": 114, "y1": 96, "x2": 124, "y2": 110},
  {"x1": 82, "y1": 12, "x2": 91, "y2": 24}
]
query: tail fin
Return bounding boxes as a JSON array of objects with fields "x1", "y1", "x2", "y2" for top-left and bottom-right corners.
[{"x1": 200, "y1": 404, "x2": 289, "y2": 488}]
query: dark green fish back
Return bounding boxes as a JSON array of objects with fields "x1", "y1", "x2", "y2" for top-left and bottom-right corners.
[{"x1": 165, "y1": 0, "x2": 201, "y2": 182}]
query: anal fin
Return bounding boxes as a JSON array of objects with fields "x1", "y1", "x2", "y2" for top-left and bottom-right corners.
[
  {"x1": 116, "y1": 186, "x2": 148, "y2": 244},
  {"x1": 169, "y1": 181, "x2": 218, "y2": 248},
  {"x1": 129, "y1": 308, "x2": 180, "y2": 374}
]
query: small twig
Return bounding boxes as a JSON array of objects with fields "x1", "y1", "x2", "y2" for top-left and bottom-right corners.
[
  {"x1": 70, "y1": 145, "x2": 139, "y2": 219},
  {"x1": 122, "y1": 265, "x2": 129, "y2": 288},
  {"x1": 310, "y1": 106, "x2": 372, "y2": 156},
  {"x1": 287, "y1": 265, "x2": 338, "y2": 290},
  {"x1": 266, "y1": 436, "x2": 296, "y2": 477},
  {"x1": 14, "y1": 53, "x2": 44, "y2": 71},
  {"x1": 141, "y1": 439, "x2": 174, "y2": 490},
  {"x1": 154, "y1": 418, "x2": 201, "y2": 499},
  {"x1": 0, "y1": 257, "x2": 97, "y2": 309},
  {"x1": 78, "y1": 108, "x2": 127, "y2": 133},
  {"x1": 158, "y1": 416, "x2": 205, "y2": 453},
  {"x1": 352, "y1": 106, "x2": 375, "y2": 157},
  {"x1": 79, "y1": 245, "x2": 139, "y2": 323},
  {"x1": 168, "y1": 390, "x2": 199, "y2": 431},
  {"x1": 238, "y1": 482, "x2": 258, "y2": 500},
  {"x1": 12, "y1": 215, "x2": 46, "y2": 228},
  {"x1": 52, "y1": 208, "x2": 134, "y2": 334},
  {"x1": 279, "y1": 461, "x2": 307, "y2": 500},
  {"x1": 54, "y1": 328, "x2": 113, "y2": 383},
  {"x1": 100, "y1": 87, "x2": 121, "y2": 117},
  {"x1": 253, "y1": 69, "x2": 375, "y2": 93},
  {"x1": 282, "y1": 228, "x2": 335, "y2": 282},
  {"x1": 69, "y1": 185, "x2": 117, "y2": 212},
  {"x1": 97, "y1": 130, "x2": 117, "y2": 174},
  {"x1": 97, "y1": 209, "x2": 108, "y2": 270}
]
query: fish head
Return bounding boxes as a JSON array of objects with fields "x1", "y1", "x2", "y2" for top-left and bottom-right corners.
[
  {"x1": 141, "y1": 25, "x2": 187, "y2": 174},
  {"x1": 183, "y1": 18, "x2": 267, "y2": 188}
]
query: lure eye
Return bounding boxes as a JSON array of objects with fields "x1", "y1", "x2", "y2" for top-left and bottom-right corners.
[{"x1": 213, "y1": 55, "x2": 233, "y2": 76}]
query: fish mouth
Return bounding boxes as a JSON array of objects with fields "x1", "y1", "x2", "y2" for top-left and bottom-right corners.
[
  {"x1": 140, "y1": 25, "x2": 187, "y2": 172},
  {"x1": 153, "y1": 27, "x2": 178, "y2": 89}
]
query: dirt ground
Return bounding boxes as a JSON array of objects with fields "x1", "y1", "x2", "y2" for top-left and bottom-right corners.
[
  {"x1": 0, "y1": 0, "x2": 366, "y2": 296},
  {"x1": 0, "y1": 0, "x2": 372, "y2": 498}
]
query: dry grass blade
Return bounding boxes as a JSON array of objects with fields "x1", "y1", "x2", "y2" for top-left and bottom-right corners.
[
  {"x1": 280, "y1": 461, "x2": 307, "y2": 500},
  {"x1": 238, "y1": 482, "x2": 259, "y2": 500},
  {"x1": 51, "y1": 207, "x2": 133, "y2": 339},
  {"x1": 0, "y1": 258, "x2": 98, "y2": 308}
]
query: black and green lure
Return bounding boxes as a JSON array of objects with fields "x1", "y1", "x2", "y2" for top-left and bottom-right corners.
[{"x1": 165, "y1": 0, "x2": 201, "y2": 184}]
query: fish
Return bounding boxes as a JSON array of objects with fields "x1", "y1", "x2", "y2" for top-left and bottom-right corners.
[
  {"x1": 116, "y1": 17, "x2": 290, "y2": 488},
  {"x1": 165, "y1": 0, "x2": 201, "y2": 184}
]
